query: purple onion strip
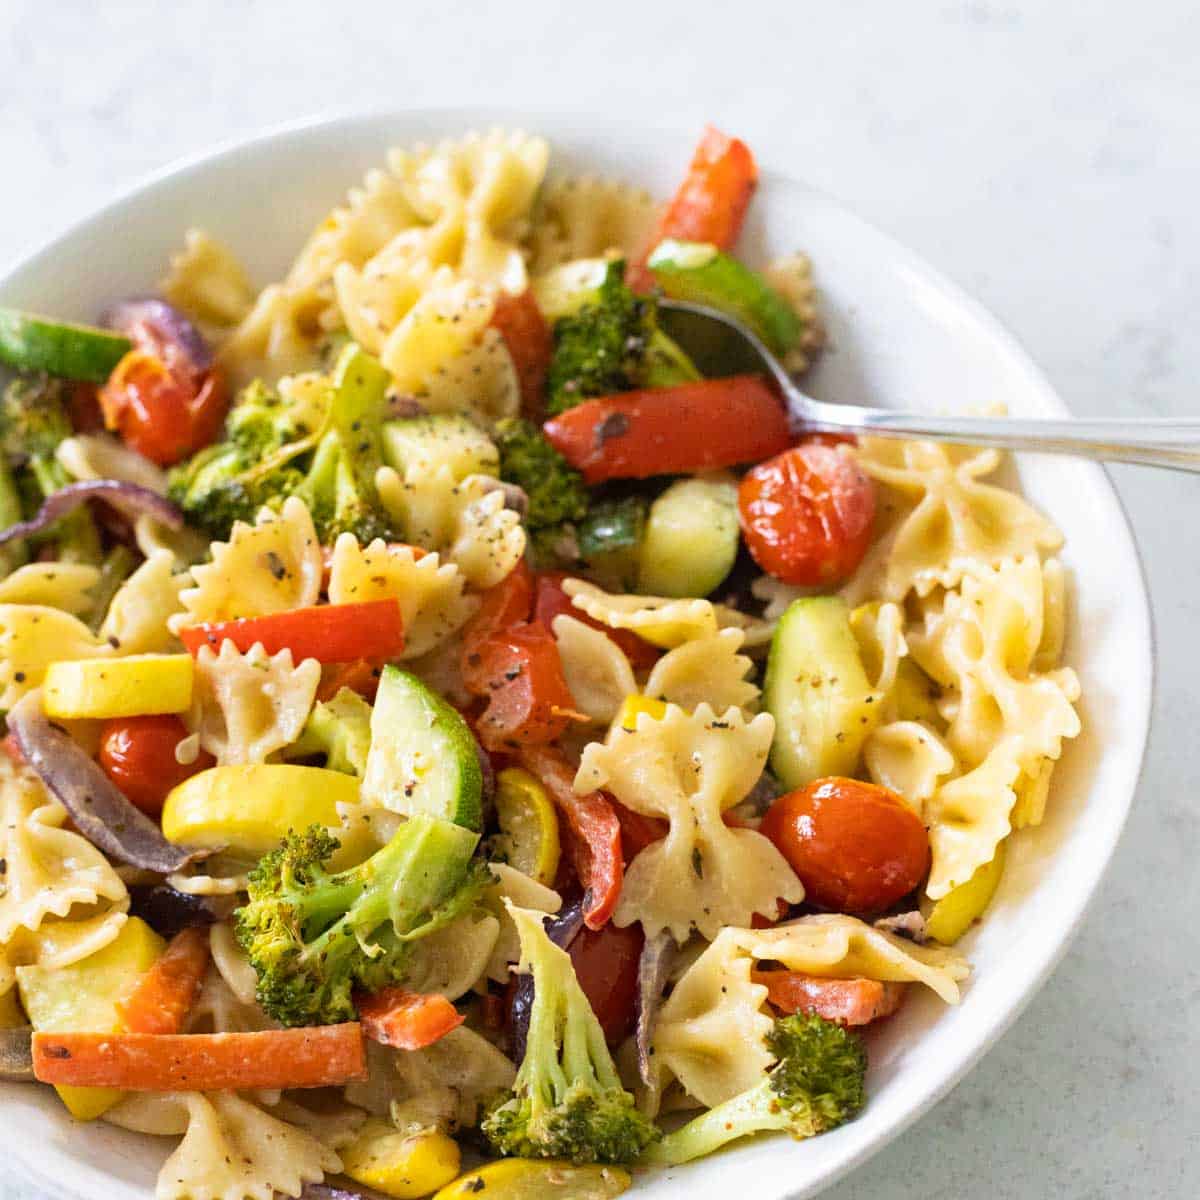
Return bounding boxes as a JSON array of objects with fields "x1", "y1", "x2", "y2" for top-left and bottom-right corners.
[
  {"x1": 128, "y1": 884, "x2": 222, "y2": 939},
  {"x1": 103, "y1": 298, "x2": 213, "y2": 374},
  {"x1": 634, "y1": 931, "x2": 675, "y2": 1087},
  {"x1": 0, "y1": 479, "x2": 183, "y2": 547},
  {"x1": 8, "y1": 690, "x2": 205, "y2": 873},
  {"x1": 507, "y1": 895, "x2": 587, "y2": 1064}
]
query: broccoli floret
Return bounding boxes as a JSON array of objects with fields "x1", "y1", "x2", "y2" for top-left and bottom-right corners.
[
  {"x1": 289, "y1": 687, "x2": 374, "y2": 776},
  {"x1": 642, "y1": 1013, "x2": 867, "y2": 1166},
  {"x1": 546, "y1": 261, "x2": 701, "y2": 416},
  {"x1": 168, "y1": 344, "x2": 399, "y2": 545},
  {"x1": 0, "y1": 375, "x2": 101, "y2": 563},
  {"x1": 482, "y1": 904, "x2": 660, "y2": 1164},
  {"x1": 234, "y1": 814, "x2": 488, "y2": 1027},
  {"x1": 493, "y1": 417, "x2": 588, "y2": 530}
]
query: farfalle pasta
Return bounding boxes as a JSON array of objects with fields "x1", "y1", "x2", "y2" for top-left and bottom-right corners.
[
  {"x1": 0, "y1": 125, "x2": 1089, "y2": 1189},
  {"x1": 576, "y1": 704, "x2": 804, "y2": 940}
]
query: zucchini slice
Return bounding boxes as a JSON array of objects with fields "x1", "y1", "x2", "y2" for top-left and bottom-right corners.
[
  {"x1": 763, "y1": 596, "x2": 882, "y2": 788},
  {"x1": 638, "y1": 474, "x2": 739, "y2": 598},
  {"x1": 0, "y1": 307, "x2": 131, "y2": 382},
  {"x1": 362, "y1": 666, "x2": 483, "y2": 830}
]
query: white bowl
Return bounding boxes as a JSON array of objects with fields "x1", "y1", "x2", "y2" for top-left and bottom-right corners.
[{"x1": 0, "y1": 110, "x2": 1153, "y2": 1200}]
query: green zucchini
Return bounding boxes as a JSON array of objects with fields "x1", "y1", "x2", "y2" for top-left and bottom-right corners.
[
  {"x1": 381, "y1": 412, "x2": 499, "y2": 481},
  {"x1": 763, "y1": 596, "x2": 882, "y2": 788},
  {"x1": 0, "y1": 308, "x2": 131, "y2": 382},
  {"x1": 647, "y1": 240, "x2": 802, "y2": 356},
  {"x1": 638, "y1": 474, "x2": 739, "y2": 598},
  {"x1": 361, "y1": 666, "x2": 483, "y2": 829}
]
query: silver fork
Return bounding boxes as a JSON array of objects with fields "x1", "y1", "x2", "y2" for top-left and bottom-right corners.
[{"x1": 657, "y1": 299, "x2": 1200, "y2": 472}]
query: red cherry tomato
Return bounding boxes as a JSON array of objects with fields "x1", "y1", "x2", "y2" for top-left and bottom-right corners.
[
  {"x1": 760, "y1": 777, "x2": 930, "y2": 914},
  {"x1": 568, "y1": 920, "x2": 644, "y2": 1045},
  {"x1": 738, "y1": 441, "x2": 876, "y2": 586},
  {"x1": 99, "y1": 351, "x2": 228, "y2": 467},
  {"x1": 98, "y1": 715, "x2": 214, "y2": 817}
]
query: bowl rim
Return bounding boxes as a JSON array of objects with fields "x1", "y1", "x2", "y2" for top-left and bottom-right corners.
[{"x1": 0, "y1": 107, "x2": 1156, "y2": 1200}]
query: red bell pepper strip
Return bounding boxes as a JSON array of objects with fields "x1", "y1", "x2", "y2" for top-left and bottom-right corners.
[
  {"x1": 628, "y1": 126, "x2": 758, "y2": 291},
  {"x1": 316, "y1": 658, "x2": 383, "y2": 703},
  {"x1": 750, "y1": 970, "x2": 908, "y2": 1026},
  {"x1": 520, "y1": 746, "x2": 623, "y2": 931},
  {"x1": 356, "y1": 987, "x2": 464, "y2": 1050},
  {"x1": 115, "y1": 927, "x2": 210, "y2": 1036},
  {"x1": 534, "y1": 572, "x2": 660, "y2": 670},
  {"x1": 179, "y1": 599, "x2": 404, "y2": 663},
  {"x1": 460, "y1": 560, "x2": 535, "y2": 668},
  {"x1": 31, "y1": 1025, "x2": 368, "y2": 1090},
  {"x1": 542, "y1": 375, "x2": 793, "y2": 485},
  {"x1": 490, "y1": 289, "x2": 553, "y2": 419}
]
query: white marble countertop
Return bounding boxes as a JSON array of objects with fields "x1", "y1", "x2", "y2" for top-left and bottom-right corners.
[{"x1": 2, "y1": 2, "x2": 1197, "y2": 1197}]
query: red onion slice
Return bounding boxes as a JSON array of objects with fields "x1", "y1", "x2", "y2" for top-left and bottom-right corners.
[
  {"x1": 7, "y1": 690, "x2": 205, "y2": 873},
  {"x1": 103, "y1": 298, "x2": 213, "y2": 376},
  {"x1": 507, "y1": 895, "x2": 586, "y2": 1063},
  {"x1": 0, "y1": 479, "x2": 184, "y2": 546},
  {"x1": 634, "y1": 931, "x2": 675, "y2": 1087}
]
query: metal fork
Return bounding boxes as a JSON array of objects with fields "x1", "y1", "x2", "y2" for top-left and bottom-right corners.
[{"x1": 657, "y1": 299, "x2": 1200, "y2": 472}]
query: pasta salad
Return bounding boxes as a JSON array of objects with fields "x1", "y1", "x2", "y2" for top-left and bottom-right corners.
[{"x1": 0, "y1": 126, "x2": 1080, "y2": 1199}]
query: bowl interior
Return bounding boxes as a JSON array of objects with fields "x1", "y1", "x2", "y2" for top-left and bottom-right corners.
[{"x1": 0, "y1": 110, "x2": 1153, "y2": 1200}]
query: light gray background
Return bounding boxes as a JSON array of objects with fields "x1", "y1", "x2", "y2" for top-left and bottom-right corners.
[{"x1": 2, "y1": 2, "x2": 1196, "y2": 1197}]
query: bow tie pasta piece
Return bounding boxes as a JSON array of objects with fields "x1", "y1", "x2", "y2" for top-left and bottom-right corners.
[
  {"x1": 528, "y1": 176, "x2": 662, "y2": 272},
  {"x1": 0, "y1": 604, "x2": 110, "y2": 708},
  {"x1": 0, "y1": 758, "x2": 127, "y2": 949},
  {"x1": 155, "y1": 1090, "x2": 341, "y2": 1200},
  {"x1": 649, "y1": 929, "x2": 773, "y2": 1110},
  {"x1": 100, "y1": 549, "x2": 189, "y2": 655},
  {"x1": 552, "y1": 615, "x2": 637, "y2": 723},
  {"x1": 160, "y1": 229, "x2": 256, "y2": 336},
  {"x1": 402, "y1": 910, "x2": 500, "y2": 1002},
  {"x1": 289, "y1": 166, "x2": 422, "y2": 291},
  {"x1": 187, "y1": 641, "x2": 321, "y2": 765},
  {"x1": 175, "y1": 496, "x2": 323, "y2": 630},
  {"x1": 0, "y1": 562, "x2": 101, "y2": 615},
  {"x1": 218, "y1": 281, "x2": 330, "y2": 389},
  {"x1": 575, "y1": 704, "x2": 804, "y2": 941},
  {"x1": 375, "y1": 465, "x2": 525, "y2": 590},
  {"x1": 551, "y1": 616, "x2": 758, "y2": 726},
  {"x1": 643, "y1": 627, "x2": 759, "y2": 712},
  {"x1": 732, "y1": 913, "x2": 971, "y2": 1004},
  {"x1": 326, "y1": 534, "x2": 477, "y2": 659},
  {"x1": 22, "y1": 903, "x2": 131, "y2": 972},
  {"x1": 864, "y1": 720, "x2": 956, "y2": 814},
  {"x1": 854, "y1": 437, "x2": 1063, "y2": 600},
  {"x1": 909, "y1": 557, "x2": 1081, "y2": 773},
  {"x1": 562, "y1": 578, "x2": 719, "y2": 649}
]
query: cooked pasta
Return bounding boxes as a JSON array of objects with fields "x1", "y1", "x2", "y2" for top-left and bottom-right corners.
[{"x1": 0, "y1": 124, "x2": 1085, "y2": 1193}]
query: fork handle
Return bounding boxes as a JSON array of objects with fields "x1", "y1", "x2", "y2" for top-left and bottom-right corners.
[{"x1": 795, "y1": 397, "x2": 1200, "y2": 473}]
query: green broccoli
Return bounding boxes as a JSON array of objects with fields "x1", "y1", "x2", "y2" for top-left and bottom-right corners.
[
  {"x1": 546, "y1": 260, "x2": 701, "y2": 416},
  {"x1": 493, "y1": 417, "x2": 589, "y2": 531},
  {"x1": 289, "y1": 686, "x2": 375, "y2": 776},
  {"x1": 234, "y1": 814, "x2": 489, "y2": 1027},
  {"x1": 641, "y1": 1013, "x2": 867, "y2": 1166},
  {"x1": 0, "y1": 375, "x2": 101, "y2": 563},
  {"x1": 168, "y1": 343, "x2": 398, "y2": 545},
  {"x1": 482, "y1": 904, "x2": 660, "y2": 1164}
]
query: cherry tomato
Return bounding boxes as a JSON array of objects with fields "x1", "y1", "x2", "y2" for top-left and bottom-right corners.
[
  {"x1": 568, "y1": 920, "x2": 644, "y2": 1044},
  {"x1": 738, "y1": 441, "x2": 876, "y2": 586},
  {"x1": 98, "y1": 715, "x2": 214, "y2": 817},
  {"x1": 534, "y1": 572, "x2": 660, "y2": 670},
  {"x1": 760, "y1": 777, "x2": 929, "y2": 914},
  {"x1": 99, "y1": 351, "x2": 228, "y2": 467},
  {"x1": 460, "y1": 561, "x2": 535, "y2": 673},
  {"x1": 467, "y1": 625, "x2": 579, "y2": 752}
]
